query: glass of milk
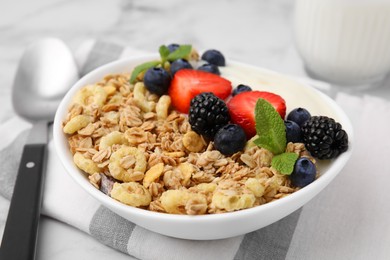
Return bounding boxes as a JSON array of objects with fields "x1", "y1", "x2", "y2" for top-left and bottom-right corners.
[{"x1": 293, "y1": 0, "x2": 390, "y2": 88}]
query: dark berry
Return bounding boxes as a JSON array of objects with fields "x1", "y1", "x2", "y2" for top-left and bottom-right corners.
[
  {"x1": 99, "y1": 173, "x2": 115, "y2": 195},
  {"x1": 285, "y1": 120, "x2": 303, "y2": 143},
  {"x1": 287, "y1": 107, "x2": 311, "y2": 127},
  {"x1": 143, "y1": 67, "x2": 171, "y2": 96},
  {"x1": 290, "y1": 157, "x2": 316, "y2": 187},
  {"x1": 167, "y1": 43, "x2": 180, "y2": 53},
  {"x1": 201, "y1": 49, "x2": 225, "y2": 66},
  {"x1": 189, "y1": 92, "x2": 230, "y2": 139},
  {"x1": 301, "y1": 116, "x2": 349, "y2": 160},
  {"x1": 197, "y1": 63, "x2": 220, "y2": 75},
  {"x1": 170, "y1": 59, "x2": 192, "y2": 76},
  {"x1": 214, "y1": 124, "x2": 247, "y2": 155},
  {"x1": 232, "y1": 84, "x2": 252, "y2": 96}
]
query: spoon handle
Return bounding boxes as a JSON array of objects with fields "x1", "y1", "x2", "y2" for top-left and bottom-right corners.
[{"x1": 0, "y1": 144, "x2": 47, "y2": 260}]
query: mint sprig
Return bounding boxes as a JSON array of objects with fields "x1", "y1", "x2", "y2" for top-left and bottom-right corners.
[
  {"x1": 166, "y1": 45, "x2": 192, "y2": 61},
  {"x1": 129, "y1": 44, "x2": 192, "y2": 84},
  {"x1": 253, "y1": 98, "x2": 299, "y2": 174},
  {"x1": 159, "y1": 45, "x2": 170, "y2": 63},
  {"x1": 253, "y1": 98, "x2": 286, "y2": 155},
  {"x1": 271, "y1": 152, "x2": 299, "y2": 175}
]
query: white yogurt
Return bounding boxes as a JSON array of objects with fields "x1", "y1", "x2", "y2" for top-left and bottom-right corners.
[{"x1": 293, "y1": 0, "x2": 390, "y2": 87}]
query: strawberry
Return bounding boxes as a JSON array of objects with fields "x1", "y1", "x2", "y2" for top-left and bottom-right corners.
[
  {"x1": 227, "y1": 91, "x2": 286, "y2": 138},
  {"x1": 168, "y1": 69, "x2": 232, "y2": 113}
]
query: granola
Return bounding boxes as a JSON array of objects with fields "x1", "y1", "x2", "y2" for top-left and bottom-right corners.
[{"x1": 62, "y1": 72, "x2": 313, "y2": 215}]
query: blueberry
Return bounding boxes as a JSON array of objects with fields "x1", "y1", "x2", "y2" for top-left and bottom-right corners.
[
  {"x1": 232, "y1": 84, "x2": 252, "y2": 96},
  {"x1": 290, "y1": 157, "x2": 316, "y2": 187},
  {"x1": 170, "y1": 59, "x2": 193, "y2": 76},
  {"x1": 214, "y1": 124, "x2": 246, "y2": 155},
  {"x1": 167, "y1": 43, "x2": 180, "y2": 53},
  {"x1": 285, "y1": 120, "x2": 303, "y2": 143},
  {"x1": 287, "y1": 107, "x2": 311, "y2": 127},
  {"x1": 197, "y1": 63, "x2": 220, "y2": 75},
  {"x1": 201, "y1": 49, "x2": 225, "y2": 66},
  {"x1": 143, "y1": 67, "x2": 171, "y2": 96}
]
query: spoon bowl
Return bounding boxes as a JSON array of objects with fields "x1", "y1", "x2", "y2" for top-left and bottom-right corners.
[{"x1": 12, "y1": 38, "x2": 79, "y2": 121}]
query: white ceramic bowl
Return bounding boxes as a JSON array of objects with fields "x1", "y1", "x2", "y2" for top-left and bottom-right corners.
[{"x1": 53, "y1": 55, "x2": 353, "y2": 240}]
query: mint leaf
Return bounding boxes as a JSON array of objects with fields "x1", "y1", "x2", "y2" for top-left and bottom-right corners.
[
  {"x1": 253, "y1": 98, "x2": 286, "y2": 154},
  {"x1": 159, "y1": 45, "x2": 170, "y2": 63},
  {"x1": 166, "y1": 45, "x2": 192, "y2": 61},
  {"x1": 271, "y1": 152, "x2": 299, "y2": 175},
  {"x1": 129, "y1": 60, "x2": 161, "y2": 84}
]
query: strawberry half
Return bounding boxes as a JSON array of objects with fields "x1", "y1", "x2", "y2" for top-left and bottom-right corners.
[
  {"x1": 227, "y1": 91, "x2": 286, "y2": 138},
  {"x1": 168, "y1": 69, "x2": 232, "y2": 113}
]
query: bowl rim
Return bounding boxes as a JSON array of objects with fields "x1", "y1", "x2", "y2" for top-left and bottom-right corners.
[{"x1": 53, "y1": 55, "x2": 354, "y2": 224}]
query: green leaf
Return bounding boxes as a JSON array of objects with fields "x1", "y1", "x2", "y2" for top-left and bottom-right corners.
[
  {"x1": 159, "y1": 45, "x2": 170, "y2": 62},
  {"x1": 253, "y1": 98, "x2": 286, "y2": 154},
  {"x1": 129, "y1": 60, "x2": 161, "y2": 84},
  {"x1": 271, "y1": 152, "x2": 299, "y2": 175},
  {"x1": 166, "y1": 45, "x2": 192, "y2": 61}
]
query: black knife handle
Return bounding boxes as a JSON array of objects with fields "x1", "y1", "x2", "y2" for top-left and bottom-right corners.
[{"x1": 0, "y1": 144, "x2": 47, "y2": 260}]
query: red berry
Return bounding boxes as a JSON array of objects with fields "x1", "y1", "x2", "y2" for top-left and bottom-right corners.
[
  {"x1": 168, "y1": 69, "x2": 232, "y2": 114},
  {"x1": 227, "y1": 91, "x2": 286, "y2": 138}
]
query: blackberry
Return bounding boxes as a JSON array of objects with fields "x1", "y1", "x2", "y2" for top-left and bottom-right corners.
[
  {"x1": 189, "y1": 92, "x2": 230, "y2": 139},
  {"x1": 302, "y1": 116, "x2": 348, "y2": 159}
]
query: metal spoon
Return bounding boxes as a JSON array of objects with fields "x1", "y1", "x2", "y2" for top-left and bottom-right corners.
[{"x1": 0, "y1": 38, "x2": 79, "y2": 260}]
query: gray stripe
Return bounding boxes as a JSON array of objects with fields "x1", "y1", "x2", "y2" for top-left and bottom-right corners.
[
  {"x1": 89, "y1": 206, "x2": 136, "y2": 254},
  {"x1": 0, "y1": 129, "x2": 29, "y2": 200},
  {"x1": 234, "y1": 208, "x2": 302, "y2": 260},
  {"x1": 81, "y1": 40, "x2": 124, "y2": 76}
]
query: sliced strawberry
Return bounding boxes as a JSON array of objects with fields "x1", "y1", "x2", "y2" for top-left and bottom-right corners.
[
  {"x1": 227, "y1": 91, "x2": 286, "y2": 138},
  {"x1": 168, "y1": 69, "x2": 232, "y2": 113}
]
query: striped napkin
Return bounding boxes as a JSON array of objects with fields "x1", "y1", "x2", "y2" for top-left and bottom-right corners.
[{"x1": 1, "y1": 40, "x2": 389, "y2": 260}]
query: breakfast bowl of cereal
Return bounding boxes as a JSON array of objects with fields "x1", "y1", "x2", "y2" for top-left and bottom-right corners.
[{"x1": 53, "y1": 45, "x2": 353, "y2": 240}]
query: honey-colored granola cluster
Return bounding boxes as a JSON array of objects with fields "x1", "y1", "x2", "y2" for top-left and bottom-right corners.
[{"x1": 62, "y1": 73, "x2": 311, "y2": 215}]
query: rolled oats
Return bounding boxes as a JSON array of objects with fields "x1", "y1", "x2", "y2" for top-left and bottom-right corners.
[
  {"x1": 148, "y1": 200, "x2": 166, "y2": 213},
  {"x1": 89, "y1": 172, "x2": 101, "y2": 189}
]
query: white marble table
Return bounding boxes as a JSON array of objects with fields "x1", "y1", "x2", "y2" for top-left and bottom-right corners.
[{"x1": 1, "y1": 0, "x2": 390, "y2": 259}]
